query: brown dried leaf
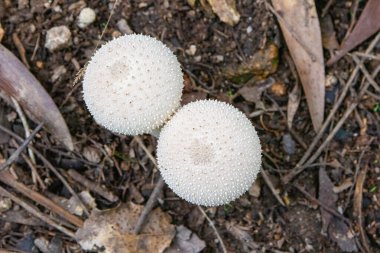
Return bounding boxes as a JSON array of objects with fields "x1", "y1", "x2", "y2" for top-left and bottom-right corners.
[
  {"x1": 327, "y1": 0, "x2": 380, "y2": 65},
  {"x1": 224, "y1": 43, "x2": 279, "y2": 83},
  {"x1": 165, "y1": 225, "x2": 206, "y2": 253},
  {"x1": 287, "y1": 82, "x2": 301, "y2": 129},
  {"x1": 318, "y1": 167, "x2": 338, "y2": 233},
  {"x1": 207, "y1": 0, "x2": 240, "y2": 26},
  {"x1": 328, "y1": 218, "x2": 358, "y2": 252},
  {"x1": 0, "y1": 23, "x2": 4, "y2": 42},
  {"x1": 320, "y1": 15, "x2": 339, "y2": 50},
  {"x1": 0, "y1": 44, "x2": 73, "y2": 150},
  {"x1": 226, "y1": 222, "x2": 259, "y2": 251},
  {"x1": 238, "y1": 77, "x2": 275, "y2": 104},
  {"x1": 272, "y1": 0, "x2": 325, "y2": 131},
  {"x1": 75, "y1": 203, "x2": 175, "y2": 253}
]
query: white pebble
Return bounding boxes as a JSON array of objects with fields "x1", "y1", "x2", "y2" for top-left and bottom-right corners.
[
  {"x1": 77, "y1": 7, "x2": 96, "y2": 28},
  {"x1": 45, "y1": 26, "x2": 71, "y2": 52}
]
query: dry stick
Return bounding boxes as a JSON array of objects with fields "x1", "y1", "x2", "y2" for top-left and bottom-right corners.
[
  {"x1": 67, "y1": 169, "x2": 119, "y2": 202},
  {"x1": 134, "y1": 136, "x2": 157, "y2": 166},
  {"x1": 21, "y1": 153, "x2": 46, "y2": 190},
  {"x1": 351, "y1": 54, "x2": 380, "y2": 92},
  {"x1": 260, "y1": 169, "x2": 285, "y2": 206},
  {"x1": 293, "y1": 184, "x2": 351, "y2": 225},
  {"x1": 0, "y1": 185, "x2": 76, "y2": 238},
  {"x1": 0, "y1": 170, "x2": 83, "y2": 228},
  {"x1": 198, "y1": 207, "x2": 227, "y2": 253},
  {"x1": 286, "y1": 62, "x2": 380, "y2": 181},
  {"x1": 0, "y1": 123, "x2": 42, "y2": 172},
  {"x1": 133, "y1": 177, "x2": 165, "y2": 234},
  {"x1": 11, "y1": 98, "x2": 37, "y2": 164},
  {"x1": 0, "y1": 124, "x2": 90, "y2": 218},
  {"x1": 283, "y1": 32, "x2": 380, "y2": 183},
  {"x1": 353, "y1": 165, "x2": 373, "y2": 253},
  {"x1": 133, "y1": 136, "x2": 164, "y2": 234}
]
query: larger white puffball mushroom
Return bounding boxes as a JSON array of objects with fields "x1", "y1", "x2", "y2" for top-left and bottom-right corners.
[
  {"x1": 157, "y1": 100, "x2": 261, "y2": 206},
  {"x1": 83, "y1": 34, "x2": 183, "y2": 135}
]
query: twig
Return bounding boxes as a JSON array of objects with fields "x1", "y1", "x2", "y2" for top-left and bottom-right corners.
[
  {"x1": 0, "y1": 170, "x2": 83, "y2": 228},
  {"x1": 283, "y1": 32, "x2": 380, "y2": 183},
  {"x1": 260, "y1": 169, "x2": 285, "y2": 206},
  {"x1": 11, "y1": 98, "x2": 36, "y2": 164},
  {"x1": 353, "y1": 165, "x2": 373, "y2": 253},
  {"x1": 11, "y1": 33, "x2": 30, "y2": 69},
  {"x1": 134, "y1": 136, "x2": 157, "y2": 166},
  {"x1": 20, "y1": 153, "x2": 46, "y2": 190},
  {"x1": 0, "y1": 124, "x2": 90, "y2": 217},
  {"x1": 67, "y1": 169, "x2": 119, "y2": 202},
  {"x1": 293, "y1": 184, "x2": 351, "y2": 225},
  {"x1": 133, "y1": 177, "x2": 165, "y2": 234},
  {"x1": 351, "y1": 54, "x2": 380, "y2": 92},
  {"x1": 0, "y1": 123, "x2": 42, "y2": 172},
  {"x1": 198, "y1": 206, "x2": 227, "y2": 253},
  {"x1": 0, "y1": 185, "x2": 76, "y2": 238}
]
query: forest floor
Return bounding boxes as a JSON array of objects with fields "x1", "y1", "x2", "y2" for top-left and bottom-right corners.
[{"x1": 0, "y1": 0, "x2": 379, "y2": 252}]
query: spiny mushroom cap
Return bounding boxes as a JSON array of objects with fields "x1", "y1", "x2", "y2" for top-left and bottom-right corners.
[
  {"x1": 83, "y1": 34, "x2": 183, "y2": 135},
  {"x1": 157, "y1": 100, "x2": 261, "y2": 206}
]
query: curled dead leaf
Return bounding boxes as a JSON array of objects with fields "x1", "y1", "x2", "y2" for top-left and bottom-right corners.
[
  {"x1": 207, "y1": 0, "x2": 240, "y2": 26},
  {"x1": 0, "y1": 44, "x2": 73, "y2": 150},
  {"x1": 327, "y1": 0, "x2": 380, "y2": 65},
  {"x1": 75, "y1": 203, "x2": 175, "y2": 253}
]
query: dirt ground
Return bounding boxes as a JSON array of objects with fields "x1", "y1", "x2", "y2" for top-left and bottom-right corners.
[{"x1": 0, "y1": 0, "x2": 379, "y2": 252}]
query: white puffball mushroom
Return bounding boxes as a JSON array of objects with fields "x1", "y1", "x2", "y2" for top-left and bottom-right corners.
[
  {"x1": 83, "y1": 34, "x2": 183, "y2": 135},
  {"x1": 157, "y1": 100, "x2": 261, "y2": 206},
  {"x1": 77, "y1": 8, "x2": 96, "y2": 28}
]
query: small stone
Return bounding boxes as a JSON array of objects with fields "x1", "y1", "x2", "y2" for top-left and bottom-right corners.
[
  {"x1": 213, "y1": 55, "x2": 224, "y2": 63},
  {"x1": 0, "y1": 197, "x2": 12, "y2": 213},
  {"x1": 51, "y1": 65, "x2": 67, "y2": 82},
  {"x1": 45, "y1": 26, "x2": 71, "y2": 52},
  {"x1": 116, "y1": 19, "x2": 133, "y2": 35},
  {"x1": 282, "y1": 134, "x2": 296, "y2": 155},
  {"x1": 246, "y1": 26, "x2": 253, "y2": 34},
  {"x1": 77, "y1": 7, "x2": 96, "y2": 28},
  {"x1": 185, "y1": 45, "x2": 197, "y2": 56},
  {"x1": 325, "y1": 74, "x2": 338, "y2": 88},
  {"x1": 194, "y1": 55, "x2": 202, "y2": 62}
]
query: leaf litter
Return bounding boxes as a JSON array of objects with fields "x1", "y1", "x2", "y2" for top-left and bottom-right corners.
[
  {"x1": 271, "y1": 0, "x2": 325, "y2": 131},
  {"x1": 75, "y1": 203, "x2": 176, "y2": 253}
]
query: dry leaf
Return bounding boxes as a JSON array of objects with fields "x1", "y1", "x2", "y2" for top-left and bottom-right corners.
[
  {"x1": 319, "y1": 168, "x2": 358, "y2": 252},
  {"x1": 272, "y1": 0, "x2": 325, "y2": 131},
  {"x1": 327, "y1": 0, "x2": 380, "y2": 65},
  {"x1": 165, "y1": 225, "x2": 206, "y2": 253},
  {"x1": 287, "y1": 82, "x2": 301, "y2": 129},
  {"x1": 226, "y1": 222, "x2": 259, "y2": 251},
  {"x1": 238, "y1": 77, "x2": 275, "y2": 104},
  {"x1": 318, "y1": 167, "x2": 338, "y2": 233},
  {"x1": 207, "y1": 0, "x2": 240, "y2": 26},
  {"x1": 320, "y1": 15, "x2": 339, "y2": 50},
  {"x1": 224, "y1": 43, "x2": 279, "y2": 83},
  {"x1": 75, "y1": 203, "x2": 175, "y2": 253},
  {"x1": 0, "y1": 44, "x2": 73, "y2": 150},
  {"x1": 328, "y1": 218, "x2": 358, "y2": 252}
]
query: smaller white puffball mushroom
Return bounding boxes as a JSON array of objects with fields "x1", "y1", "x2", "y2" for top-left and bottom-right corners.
[
  {"x1": 77, "y1": 8, "x2": 96, "y2": 28},
  {"x1": 83, "y1": 34, "x2": 183, "y2": 135},
  {"x1": 157, "y1": 100, "x2": 261, "y2": 206}
]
